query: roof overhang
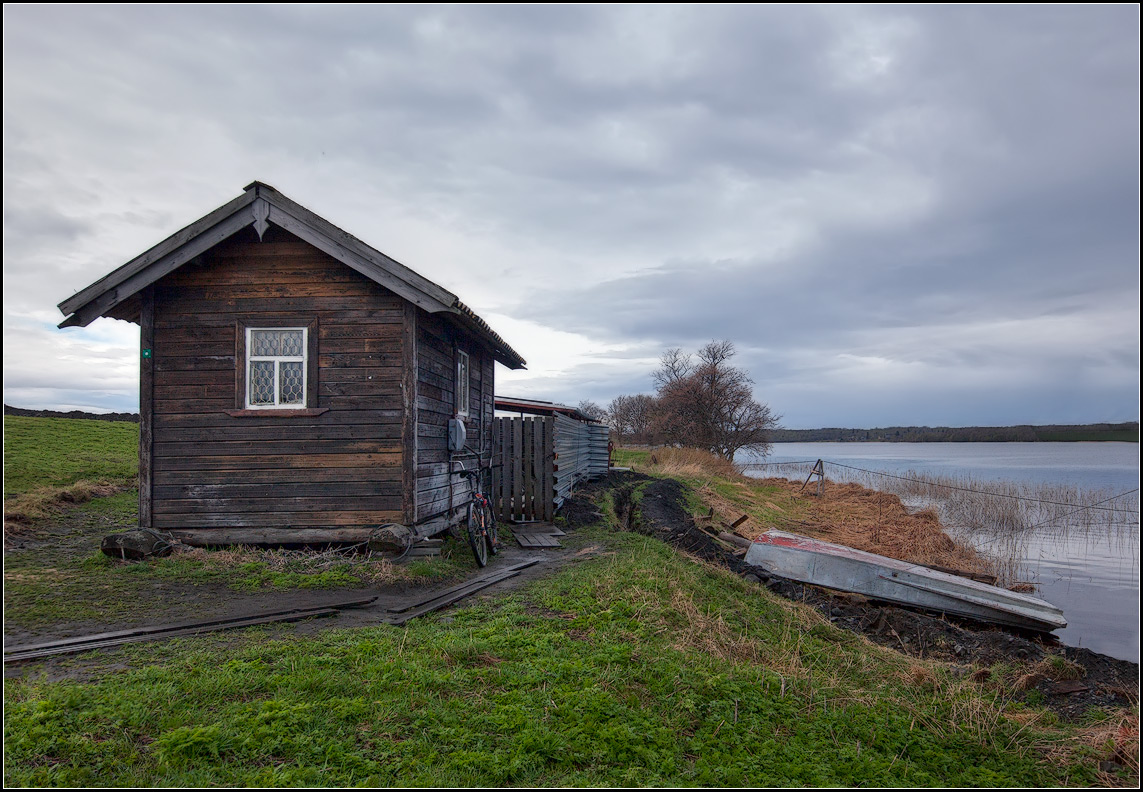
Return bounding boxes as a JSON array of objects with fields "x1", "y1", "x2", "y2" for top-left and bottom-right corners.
[
  {"x1": 495, "y1": 396, "x2": 602, "y2": 423},
  {"x1": 57, "y1": 181, "x2": 526, "y2": 369}
]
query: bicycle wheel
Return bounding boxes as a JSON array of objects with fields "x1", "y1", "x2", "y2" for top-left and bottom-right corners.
[
  {"x1": 482, "y1": 500, "x2": 499, "y2": 555},
  {"x1": 466, "y1": 501, "x2": 488, "y2": 568}
]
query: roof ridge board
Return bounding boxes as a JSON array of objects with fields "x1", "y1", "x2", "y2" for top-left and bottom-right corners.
[
  {"x1": 254, "y1": 184, "x2": 459, "y2": 309},
  {"x1": 57, "y1": 191, "x2": 256, "y2": 317}
]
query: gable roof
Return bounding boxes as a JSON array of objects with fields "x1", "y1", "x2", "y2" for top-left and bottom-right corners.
[{"x1": 57, "y1": 181, "x2": 526, "y2": 369}]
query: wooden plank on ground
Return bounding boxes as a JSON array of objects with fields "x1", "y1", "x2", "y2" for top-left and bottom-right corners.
[{"x1": 515, "y1": 532, "x2": 562, "y2": 548}]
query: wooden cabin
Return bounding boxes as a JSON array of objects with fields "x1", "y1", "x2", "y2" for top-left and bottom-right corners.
[{"x1": 57, "y1": 182, "x2": 526, "y2": 545}]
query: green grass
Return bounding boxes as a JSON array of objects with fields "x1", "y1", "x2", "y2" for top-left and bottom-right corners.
[
  {"x1": 4, "y1": 527, "x2": 1107, "y2": 787},
  {"x1": 4, "y1": 416, "x2": 139, "y2": 495},
  {"x1": 611, "y1": 447, "x2": 650, "y2": 468}
]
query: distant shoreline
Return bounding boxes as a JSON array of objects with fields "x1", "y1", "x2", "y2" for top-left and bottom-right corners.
[
  {"x1": 4, "y1": 405, "x2": 139, "y2": 423},
  {"x1": 772, "y1": 422, "x2": 1138, "y2": 443},
  {"x1": 5, "y1": 406, "x2": 1137, "y2": 443}
]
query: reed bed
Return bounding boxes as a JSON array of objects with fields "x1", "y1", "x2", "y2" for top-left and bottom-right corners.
[
  {"x1": 743, "y1": 477, "x2": 996, "y2": 579},
  {"x1": 748, "y1": 460, "x2": 1139, "y2": 587}
]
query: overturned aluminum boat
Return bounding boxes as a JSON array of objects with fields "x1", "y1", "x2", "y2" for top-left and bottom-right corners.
[{"x1": 745, "y1": 529, "x2": 1066, "y2": 632}]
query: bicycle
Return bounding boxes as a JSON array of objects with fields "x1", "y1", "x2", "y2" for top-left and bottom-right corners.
[{"x1": 458, "y1": 466, "x2": 500, "y2": 567}]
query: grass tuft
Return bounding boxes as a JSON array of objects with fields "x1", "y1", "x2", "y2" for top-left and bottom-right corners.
[{"x1": 5, "y1": 480, "x2": 130, "y2": 535}]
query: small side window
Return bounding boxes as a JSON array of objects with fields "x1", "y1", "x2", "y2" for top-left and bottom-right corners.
[
  {"x1": 246, "y1": 327, "x2": 307, "y2": 409},
  {"x1": 456, "y1": 349, "x2": 470, "y2": 417}
]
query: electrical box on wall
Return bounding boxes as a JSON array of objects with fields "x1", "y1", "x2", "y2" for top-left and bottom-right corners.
[{"x1": 448, "y1": 417, "x2": 467, "y2": 453}]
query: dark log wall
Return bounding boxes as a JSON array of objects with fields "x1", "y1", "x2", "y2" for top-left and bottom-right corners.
[
  {"x1": 148, "y1": 225, "x2": 406, "y2": 534},
  {"x1": 414, "y1": 311, "x2": 495, "y2": 524}
]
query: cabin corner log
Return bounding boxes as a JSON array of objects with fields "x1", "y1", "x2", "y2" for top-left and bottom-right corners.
[{"x1": 138, "y1": 286, "x2": 154, "y2": 528}]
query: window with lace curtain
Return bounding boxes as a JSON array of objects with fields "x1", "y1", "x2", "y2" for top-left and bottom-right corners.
[{"x1": 245, "y1": 327, "x2": 307, "y2": 408}]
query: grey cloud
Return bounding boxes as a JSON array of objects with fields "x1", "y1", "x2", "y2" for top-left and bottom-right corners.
[
  {"x1": 2, "y1": 206, "x2": 92, "y2": 247},
  {"x1": 2, "y1": 4, "x2": 1136, "y2": 427}
]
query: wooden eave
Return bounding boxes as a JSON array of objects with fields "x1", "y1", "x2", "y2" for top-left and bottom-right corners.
[{"x1": 56, "y1": 182, "x2": 526, "y2": 369}]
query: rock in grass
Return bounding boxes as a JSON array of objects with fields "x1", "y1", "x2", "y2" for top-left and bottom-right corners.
[
  {"x1": 369, "y1": 523, "x2": 414, "y2": 553},
  {"x1": 101, "y1": 529, "x2": 174, "y2": 560}
]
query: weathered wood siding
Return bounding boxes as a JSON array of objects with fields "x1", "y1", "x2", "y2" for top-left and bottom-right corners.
[
  {"x1": 148, "y1": 225, "x2": 406, "y2": 533},
  {"x1": 414, "y1": 311, "x2": 495, "y2": 525}
]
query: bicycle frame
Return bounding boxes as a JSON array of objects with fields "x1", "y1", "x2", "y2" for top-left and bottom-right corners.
[{"x1": 458, "y1": 464, "x2": 499, "y2": 566}]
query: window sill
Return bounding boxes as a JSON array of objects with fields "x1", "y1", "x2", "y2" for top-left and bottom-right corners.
[{"x1": 226, "y1": 408, "x2": 330, "y2": 418}]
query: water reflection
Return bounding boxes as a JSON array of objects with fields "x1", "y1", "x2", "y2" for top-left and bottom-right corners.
[{"x1": 967, "y1": 525, "x2": 1139, "y2": 662}]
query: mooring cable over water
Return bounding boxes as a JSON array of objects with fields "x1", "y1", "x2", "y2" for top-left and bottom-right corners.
[{"x1": 740, "y1": 460, "x2": 819, "y2": 467}]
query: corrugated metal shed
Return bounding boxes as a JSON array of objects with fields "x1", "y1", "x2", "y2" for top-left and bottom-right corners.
[{"x1": 553, "y1": 414, "x2": 610, "y2": 506}]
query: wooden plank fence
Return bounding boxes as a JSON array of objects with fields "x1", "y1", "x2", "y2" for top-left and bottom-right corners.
[{"x1": 491, "y1": 416, "x2": 554, "y2": 522}]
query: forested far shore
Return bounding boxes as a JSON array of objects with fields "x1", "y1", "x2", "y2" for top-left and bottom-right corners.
[
  {"x1": 771, "y1": 422, "x2": 1139, "y2": 443},
  {"x1": 3, "y1": 405, "x2": 140, "y2": 423},
  {"x1": 4, "y1": 405, "x2": 1137, "y2": 444}
]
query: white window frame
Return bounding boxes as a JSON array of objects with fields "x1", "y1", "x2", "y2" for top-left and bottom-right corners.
[
  {"x1": 245, "y1": 326, "x2": 308, "y2": 410},
  {"x1": 456, "y1": 349, "x2": 470, "y2": 417}
]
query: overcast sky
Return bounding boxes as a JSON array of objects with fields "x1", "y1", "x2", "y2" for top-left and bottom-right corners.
[{"x1": 3, "y1": 5, "x2": 1138, "y2": 429}]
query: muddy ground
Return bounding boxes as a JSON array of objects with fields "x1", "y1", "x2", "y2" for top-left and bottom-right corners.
[{"x1": 604, "y1": 471, "x2": 1138, "y2": 722}]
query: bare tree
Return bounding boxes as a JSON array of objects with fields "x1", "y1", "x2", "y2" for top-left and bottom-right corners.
[
  {"x1": 608, "y1": 394, "x2": 656, "y2": 443},
  {"x1": 607, "y1": 396, "x2": 633, "y2": 440},
  {"x1": 577, "y1": 399, "x2": 608, "y2": 422},
  {"x1": 652, "y1": 341, "x2": 779, "y2": 460},
  {"x1": 626, "y1": 394, "x2": 655, "y2": 441}
]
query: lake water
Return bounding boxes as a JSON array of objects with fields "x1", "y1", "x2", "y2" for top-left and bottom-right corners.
[{"x1": 739, "y1": 442, "x2": 1140, "y2": 663}]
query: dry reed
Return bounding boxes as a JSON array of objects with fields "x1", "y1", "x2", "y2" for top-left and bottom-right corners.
[
  {"x1": 4, "y1": 480, "x2": 129, "y2": 535},
  {"x1": 742, "y1": 478, "x2": 995, "y2": 578},
  {"x1": 760, "y1": 462, "x2": 1138, "y2": 539},
  {"x1": 644, "y1": 446, "x2": 746, "y2": 480},
  {"x1": 1038, "y1": 710, "x2": 1139, "y2": 787},
  {"x1": 176, "y1": 542, "x2": 410, "y2": 586},
  {"x1": 629, "y1": 446, "x2": 996, "y2": 581}
]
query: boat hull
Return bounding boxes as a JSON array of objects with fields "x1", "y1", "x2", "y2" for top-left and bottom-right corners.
[{"x1": 744, "y1": 530, "x2": 1066, "y2": 632}]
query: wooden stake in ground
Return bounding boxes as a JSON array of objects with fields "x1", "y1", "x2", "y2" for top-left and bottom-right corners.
[{"x1": 800, "y1": 459, "x2": 825, "y2": 497}]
